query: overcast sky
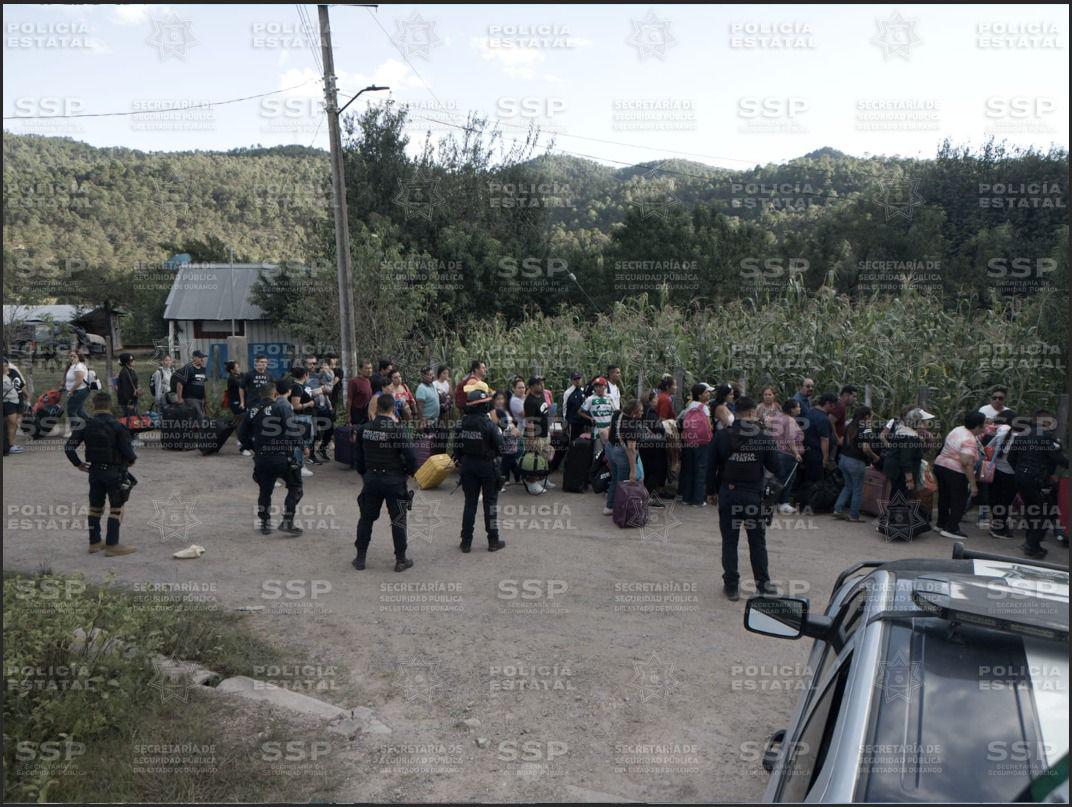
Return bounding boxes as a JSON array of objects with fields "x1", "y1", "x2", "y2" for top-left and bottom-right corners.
[{"x1": 3, "y1": 3, "x2": 1068, "y2": 168}]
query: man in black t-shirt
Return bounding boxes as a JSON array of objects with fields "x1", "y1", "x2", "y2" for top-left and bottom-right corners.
[
  {"x1": 241, "y1": 354, "x2": 275, "y2": 408},
  {"x1": 174, "y1": 351, "x2": 208, "y2": 417}
]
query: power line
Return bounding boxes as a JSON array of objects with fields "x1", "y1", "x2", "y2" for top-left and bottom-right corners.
[
  {"x1": 295, "y1": 4, "x2": 323, "y2": 76},
  {"x1": 2, "y1": 79, "x2": 320, "y2": 120}
]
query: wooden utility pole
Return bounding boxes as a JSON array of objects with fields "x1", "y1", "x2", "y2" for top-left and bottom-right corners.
[{"x1": 318, "y1": 4, "x2": 356, "y2": 409}]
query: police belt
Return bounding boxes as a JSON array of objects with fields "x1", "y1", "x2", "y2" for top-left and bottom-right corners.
[{"x1": 90, "y1": 462, "x2": 126, "y2": 471}]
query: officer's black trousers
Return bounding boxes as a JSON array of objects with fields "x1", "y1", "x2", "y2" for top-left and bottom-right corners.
[
  {"x1": 460, "y1": 457, "x2": 500, "y2": 547},
  {"x1": 718, "y1": 484, "x2": 770, "y2": 589},
  {"x1": 253, "y1": 454, "x2": 303, "y2": 521},
  {"x1": 356, "y1": 471, "x2": 408, "y2": 559},
  {"x1": 88, "y1": 467, "x2": 126, "y2": 546}
]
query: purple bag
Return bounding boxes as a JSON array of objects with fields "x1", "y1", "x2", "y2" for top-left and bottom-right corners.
[{"x1": 613, "y1": 480, "x2": 649, "y2": 528}]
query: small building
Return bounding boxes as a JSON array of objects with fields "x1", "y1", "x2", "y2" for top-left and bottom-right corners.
[
  {"x1": 3, "y1": 303, "x2": 124, "y2": 354},
  {"x1": 163, "y1": 263, "x2": 302, "y2": 376}
]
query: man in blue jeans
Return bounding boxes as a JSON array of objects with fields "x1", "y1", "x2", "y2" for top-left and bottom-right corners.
[{"x1": 603, "y1": 399, "x2": 644, "y2": 515}]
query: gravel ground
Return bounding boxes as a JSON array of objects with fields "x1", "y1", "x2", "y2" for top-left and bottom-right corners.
[{"x1": 4, "y1": 431, "x2": 1067, "y2": 802}]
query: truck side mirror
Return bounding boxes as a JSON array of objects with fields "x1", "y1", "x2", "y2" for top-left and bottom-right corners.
[{"x1": 744, "y1": 596, "x2": 808, "y2": 639}]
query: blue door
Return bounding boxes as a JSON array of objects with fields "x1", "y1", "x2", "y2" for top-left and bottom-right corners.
[{"x1": 208, "y1": 342, "x2": 229, "y2": 378}]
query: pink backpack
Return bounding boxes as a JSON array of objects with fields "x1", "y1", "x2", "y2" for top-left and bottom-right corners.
[{"x1": 682, "y1": 406, "x2": 712, "y2": 447}]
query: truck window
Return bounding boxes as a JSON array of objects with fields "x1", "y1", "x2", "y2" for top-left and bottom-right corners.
[{"x1": 777, "y1": 654, "x2": 853, "y2": 802}]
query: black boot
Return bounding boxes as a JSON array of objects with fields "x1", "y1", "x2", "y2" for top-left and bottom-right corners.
[
  {"x1": 352, "y1": 554, "x2": 366, "y2": 570},
  {"x1": 488, "y1": 539, "x2": 506, "y2": 552},
  {"x1": 724, "y1": 584, "x2": 740, "y2": 602},
  {"x1": 278, "y1": 517, "x2": 303, "y2": 536},
  {"x1": 394, "y1": 557, "x2": 414, "y2": 572},
  {"x1": 259, "y1": 519, "x2": 272, "y2": 535},
  {"x1": 460, "y1": 536, "x2": 472, "y2": 553}
]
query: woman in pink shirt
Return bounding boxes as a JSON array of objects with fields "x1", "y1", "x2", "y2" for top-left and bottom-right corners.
[
  {"x1": 768, "y1": 399, "x2": 804, "y2": 513},
  {"x1": 933, "y1": 412, "x2": 986, "y2": 539}
]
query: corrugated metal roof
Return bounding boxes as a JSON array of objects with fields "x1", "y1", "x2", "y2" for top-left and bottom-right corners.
[
  {"x1": 3, "y1": 304, "x2": 81, "y2": 324},
  {"x1": 164, "y1": 263, "x2": 278, "y2": 321}
]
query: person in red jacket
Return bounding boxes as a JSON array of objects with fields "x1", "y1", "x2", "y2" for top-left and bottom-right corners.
[
  {"x1": 348, "y1": 359, "x2": 373, "y2": 426},
  {"x1": 455, "y1": 360, "x2": 487, "y2": 413}
]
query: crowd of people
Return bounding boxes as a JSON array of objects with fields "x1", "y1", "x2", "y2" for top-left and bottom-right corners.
[{"x1": 5, "y1": 348, "x2": 1069, "y2": 589}]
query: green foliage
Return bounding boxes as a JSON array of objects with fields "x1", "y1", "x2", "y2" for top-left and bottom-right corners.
[{"x1": 2, "y1": 572, "x2": 283, "y2": 802}]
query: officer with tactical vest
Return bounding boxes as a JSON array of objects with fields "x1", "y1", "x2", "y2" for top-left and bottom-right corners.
[
  {"x1": 64, "y1": 392, "x2": 138, "y2": 556},
  {"x1": 353, "y1": 392, "x2": 417, "y2": 572},
  {"x1": 453, "y1": 388, "x2": 506, "y2": 553},
  {"x1": 239, "y1": 379, "x2": 306, "y2": 536},
  {"x1": 711, "y1": 395, "x2": 781, "y2": 601}
]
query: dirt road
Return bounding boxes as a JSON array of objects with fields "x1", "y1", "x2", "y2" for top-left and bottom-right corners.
[{"x1": 4, "y1": 434, "x2": 1067, "y2": 802}]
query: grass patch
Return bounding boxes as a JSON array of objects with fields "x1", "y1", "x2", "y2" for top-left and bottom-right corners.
[{"x1": 3, "y1": 571, "x2": 346, "y2": 803}]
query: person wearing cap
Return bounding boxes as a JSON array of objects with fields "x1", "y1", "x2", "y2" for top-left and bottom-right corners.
[
  {"x1": 353, "y1": 392, "x2": 417, "y2": 572},
  {"x1": 563, "y1": 372, "x2": 587, "y2": 442},
  {"x1": 116, "y1": 352, "x2": 140, "y2": 417},
  {"x1": 580, "y1": 377, "x2": 614, "y2": 454},
  {"x1": 524, "y1": 376, "x2": 556, "y2": 489},
  {"x1": 882, "y1": 406, "x2": 932, "y2": 501},
  {"x1": 453, "y1": 388, "x2": 506, "y2": 553},
  {"x1": 64, "y1": 391, "x2": 138, "y2": 556},
  {"x1": 174, "y1": 350, "x2": 209, "y2": 417}
]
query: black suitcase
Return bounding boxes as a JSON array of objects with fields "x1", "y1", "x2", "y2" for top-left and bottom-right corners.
[
  {"x1": 161, "y1": 404, "x2": 198, "y2": 450},
  {"x1": 807, "y1": 468, "x2": 844, "y2": 513},
  {"x1": 590, "y1": 448, "x2": 612, "y2": 494},
  {"x1": 563, "y1": 437, "x2": 593, "y2": 492},
  {"x1": 198, "y1": 418, "x2": 234, "y2": 455},
  {"x1": 334, "y1": 425, "x2": 357, "y2": 466}
]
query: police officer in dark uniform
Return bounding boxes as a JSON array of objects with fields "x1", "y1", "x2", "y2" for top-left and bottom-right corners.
[
  {"x1": 1007, "y1": 408, "x2": 1070, "y2": 559},
  {"x1": 64, "y1": 392, "x2": 138, "y2": 556},
  {"x1": 353, "y1": 392, "x2": 417, "y2": 571},
  {"x1": 712, "y1": 396, "x2": 781, "y2": 601},
  {"x1": 240, "y1": 379, "x2": 305, "y2": 536},
  {"x1": 453, "y1": 388, "x2": 506, "y2": 553}
]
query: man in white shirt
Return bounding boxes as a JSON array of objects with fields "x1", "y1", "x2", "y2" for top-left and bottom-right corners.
[{"x1": 605, "y1": 365, "x2": 623, "y2": 412}]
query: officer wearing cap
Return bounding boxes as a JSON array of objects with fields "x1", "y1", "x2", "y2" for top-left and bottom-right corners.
[
  {"x1": 353, "y1": 392, "x2": 417, "y2": 571},
  {"x1": 711, "y1": 396, "x2": 781, "y2": 601},
  {"x1": 241, "y1": 379, "x2": 306, "y2": 536},
  {"x1": 453, "y1": 388, "x2": 506, "y2": 553},
  {"x1": 64, "y1": 392, "x2": 138, "y2": 556}
]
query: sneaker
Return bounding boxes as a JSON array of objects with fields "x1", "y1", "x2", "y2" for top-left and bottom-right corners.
[
  {"x1": 103, "y1": 545, "x2": 137, "y2": 557},
  {"x1": 602, "y1": 507, "x2": 614, "y2": 515},
  {"x1": 649, "y1": 498, "x2": 665, "y2": 508},
  {"x1": 88, "y1": 543, "x2": 103, "y2": 554},
  {"x1": 832, "y1": 511, "x2": 847, "y2": 520},
  {"x1": 317, "y1": 448, "x2": 329, "y2": 461},
  {"x1": 308, "y1": 456, "x2": 323, "y2": 466},
  {"x1": 543, "y1": 480, "x2": 557, "y2": 489},
  {"x1": 394, "y1": 558, "x2": 414, "y2": 573},
  {"x1": 724, "y1": 585, "x2": 740, "y2": 602},
  {"x1": 352, "y1": 556, "x2": 366, "y2": 570},
  {"x1": 488, "y1": 540, "x2": 506, "y2": 552},
  {"x1": 9, "y1": 445, "x2": 25, "y2": 454},
  {"x1": 241, "y1": 449, "x2": 253, "y2": 457},
  {"x1": 847, "y1": 515, "x2": 863, "y2": 523},
  {"x1": 939, "y1": 529, "x2": 967, "y2": 540},
  {"x1": 758, "y1": 581, "x2": 780, "y2": 596},
  {"x1": 300, "y1": 467, "x2": 313, "y2": 477},
  {"x1": 777, "y1": 504, "x2": 795, "y2": 515},
  {"x1": 989, "y1": 528, "x2": 1014, "y2": 540}
]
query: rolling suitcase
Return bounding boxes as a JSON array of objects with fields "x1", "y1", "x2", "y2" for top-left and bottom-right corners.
[
  {"x1": 412, "y1": 429, "x2": 433, "y2": 469},
  {"x1": 161, "y1": 404, "x2": 197, "y2": 450},
  {"x1": 613, "y1": 480, "x2": 649, "y2": 528},
  {"x1": 590, "y1": 449, "x2": 612, "y2": 494},
  {"x1": 415, "y1": 454, "x2": 453, "y2": 489},
  {"x1": 334, "y1": 425, "x2": 356, "y2": 466},
  {"x1": 562, "y1": 436, "x2": 593, "y2": 492},
  {"x1": 861, "y1": 465, "x2": 890, "y2": 517}
]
